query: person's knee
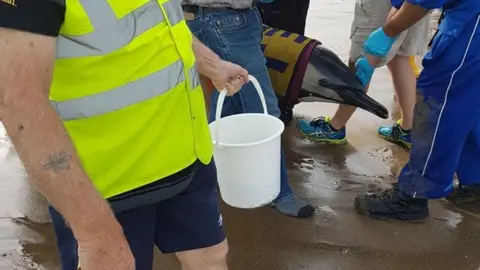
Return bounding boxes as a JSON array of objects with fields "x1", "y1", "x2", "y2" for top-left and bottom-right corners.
[
  {"x1": 176, "y1": 240, "x2": 229, "y2": 270},
  {"x1": 387, "y1": 54, "x2": 410, "y2": 67}
]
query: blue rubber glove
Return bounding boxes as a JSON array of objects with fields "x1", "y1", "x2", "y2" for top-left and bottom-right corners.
[
  {"x1": 355, "y1": 57, "x2": 375, "y2": 87},
  {"x1": 363, "y1": 27, "x2": 398, "y2": 57}
]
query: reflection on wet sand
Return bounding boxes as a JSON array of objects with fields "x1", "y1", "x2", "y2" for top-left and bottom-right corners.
[{"x1": 1, "y1": 2, "x2": 480, "y2": 270}]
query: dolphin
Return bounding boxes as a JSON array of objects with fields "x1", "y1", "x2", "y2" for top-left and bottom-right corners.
[{"x1": 261, "y1": 26, "x2": 389, "y2": 125}]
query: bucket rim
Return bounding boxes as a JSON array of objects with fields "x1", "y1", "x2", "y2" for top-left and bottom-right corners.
[{"x1": 209, "y1": 114, "x2": 285, "y2": 148}]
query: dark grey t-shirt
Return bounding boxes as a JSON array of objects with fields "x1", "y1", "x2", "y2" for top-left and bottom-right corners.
[{"x1": 0, "y1": 0, "x2": 65, "y2": 36}]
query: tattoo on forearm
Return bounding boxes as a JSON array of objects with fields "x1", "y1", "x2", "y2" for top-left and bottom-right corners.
[{"x1": 42, "y1": 152, "x2": 72, "y2": 173}]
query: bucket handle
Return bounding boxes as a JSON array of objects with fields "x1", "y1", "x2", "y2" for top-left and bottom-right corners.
[{"x1": 215, "y1": 75, "x2": 269, "y2": 148}]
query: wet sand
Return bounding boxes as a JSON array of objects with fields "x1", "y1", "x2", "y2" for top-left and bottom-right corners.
[{"x1": 2, "y1": 2, "x2": 480, "y2": 270}]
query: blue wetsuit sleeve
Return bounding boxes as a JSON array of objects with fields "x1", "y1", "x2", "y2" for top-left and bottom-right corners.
[
  {"x1": 405, "y1": 0, "x2": 447, "y2": 9},
  {"x1": 391, "y1": 0, "x2": 404, "y2": 9}
]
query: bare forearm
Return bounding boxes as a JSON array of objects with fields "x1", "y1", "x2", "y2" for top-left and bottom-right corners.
[
  {"x1": 2, "y1": 97, "x2": 118, "y2": 239},
  {"x1": 0, "y1": 28, "x2": 118, "y2": 239},
  {"x1": 386, "y1": 7, "x2": 399, "y2": 22},
  {"x1": 191, "y1": 34, "x2": 249, "y2": 96},
  {"x1": 192, "y1": 36, "x2": 221, "y2": 77},
  {"x1": 383, "y1": 2, "x2": 429, "y2": 37}
]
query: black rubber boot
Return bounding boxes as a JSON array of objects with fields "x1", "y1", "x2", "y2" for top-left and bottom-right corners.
[
  {"x1": 354, "y1": 185, "x2": 429, "y2": 221},
  {"x1": 447, "y1": 184, "x2": 480, "y2": 204}
]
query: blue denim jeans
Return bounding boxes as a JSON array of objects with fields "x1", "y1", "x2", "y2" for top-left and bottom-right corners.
[{"x1": 187, "y1": 7, "x2": 294, "y2": 201}]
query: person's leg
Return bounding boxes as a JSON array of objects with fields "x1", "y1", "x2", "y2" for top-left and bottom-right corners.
[
  {"x1": 398, "y1": 80, "x2": 478, "y2": 199},
  {"x1": 257, "y1": 0, "x2": 291, "y2": 31},
  {"x1": 447, "y1": 117, "x2": 480, "y2": 203},
  {"x1": 354, "y1": 15, "x2": 480, "y2": 220},
  {"x1": 271, "y1": 147, "x2": 315, "y2": 217},
  {"x1": 49, "y1": 204, "x2": 157, "y2": 270},
  {"x1": 327, "y1": 0, "x2": 394, "y2": 131},
  {"x1": 113, "y1": 205, "x2": 157, "y2": 270},
  {"x1": 176, "y1": 241, "x2": 228, "y2": 270},
  {"x1": 153, "y1": 161, "x2": 228, "y2": 270},
  {"x1": 378, "y1": 14, "x2": 430, "y2": 148},
  {"x1": 378, "y1": 55, "x2": 416, "y2": 148},
  {"x1": 387, "y1": 55, "x2": 416, "y2": 130},
  {"x1": 187, "y1": 7, "x2": 314, "y2": 218},
  {"x1": 257, "y1": 0, "x2": 309, "y2": 35},
  {"x1": 457, "y1": 118, "x2": 480, "y2": 183},
  {"x1": 296, "y1": 0, "x2": 392, "y2": 143},
  {"x1": 355, "y1": 84, "x2": 479, "y2": 220},
  {"x1": 292, "y1": 0, "x2": 310, "y2": 35}
]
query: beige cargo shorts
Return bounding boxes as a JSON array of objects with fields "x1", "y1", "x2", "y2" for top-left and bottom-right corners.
[{"x1": 349, "y1": 0, "x2": 431, "y2": 67}]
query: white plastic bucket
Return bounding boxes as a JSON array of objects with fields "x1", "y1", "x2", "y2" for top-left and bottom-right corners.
[{"x1": 209, "y1": 75, "x2": 285, "y2": 209}]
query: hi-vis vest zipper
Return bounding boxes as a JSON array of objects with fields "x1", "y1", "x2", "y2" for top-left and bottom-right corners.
[{"x1": 50, "y1": 0, "x2": 213, "y2": 199}]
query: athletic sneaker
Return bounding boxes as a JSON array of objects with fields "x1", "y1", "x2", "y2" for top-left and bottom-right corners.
[
  {"x1": 378, "y1": 119, "x2": 412, "y2": 149},
  {"x1": 296, "y1": 116, "x2": 347, "y2": 144}
]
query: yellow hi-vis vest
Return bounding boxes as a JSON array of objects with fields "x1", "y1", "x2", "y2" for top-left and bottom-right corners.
[{"x1": 50, "y1": 0, "x2": 213, "y2": 199}]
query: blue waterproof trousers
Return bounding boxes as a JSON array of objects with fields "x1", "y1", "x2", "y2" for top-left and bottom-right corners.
[{"x1": 399, "y1": 14, "x2": 480, "y2": 199}]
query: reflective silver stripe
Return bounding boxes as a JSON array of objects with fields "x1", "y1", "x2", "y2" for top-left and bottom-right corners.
[
  {"x1": 53, "y1": 0, "x2": 195, "y2": 121},
  {"x1": 52, "y1": 61, "x2": 201, "y2": 120},
  {"x1": 81, "y1": 0, "x2": 118, "y2": 28},
  {"x1": 188, "y1": 66, "x2": 201, "y2": 90},
  {"x1": 56, "y1": 0, "x2": 185, "y2": 58},
  {"x1": 162, "y1": 0, "x2": 184, "y2": 27}
]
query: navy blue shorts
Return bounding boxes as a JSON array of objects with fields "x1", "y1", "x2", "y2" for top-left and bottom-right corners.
[{"x1": 49, "y1": 161, "x2": 225, "y2": 270}]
